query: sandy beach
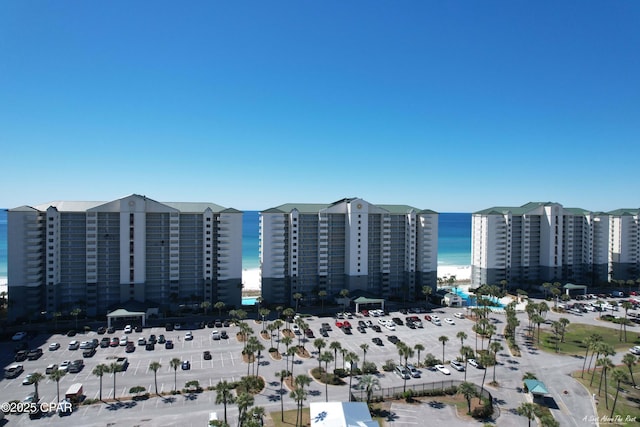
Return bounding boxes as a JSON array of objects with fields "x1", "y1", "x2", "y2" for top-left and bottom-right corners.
[
  {"x1": 437, "y1": 265, "x2": 471, "y2": 282},
  {"x1": 242, "y1": 268, "x2": 262, "y2": 292}
]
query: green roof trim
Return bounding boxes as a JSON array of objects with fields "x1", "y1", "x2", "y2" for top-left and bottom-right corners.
[
  {"x1": 261, "y1": 199, "x2": 436, "y2": 214},
  {"x1": 563, "y1": 283, "x2": 587, "y2": 289},
  {"x1": 524, "y1": 379, "x2": 549, "y2": 395},
  {"x1": 608, "y1": 208, "x2": 640, "y2": 216}
]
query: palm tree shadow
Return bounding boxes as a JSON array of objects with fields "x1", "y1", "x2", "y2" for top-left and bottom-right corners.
[
  {"x1": 161, "y1": 396, "x2": 177, "y2": 404},
  {"x1": 427, "y1": 400, "x2": 446, "y2": 409},
  {"x1": 267, "y1": 394, "x2": 281, "y2": 402},
  {"x1": 184, "y1": 393, "x2": 199, "y2": 401}
]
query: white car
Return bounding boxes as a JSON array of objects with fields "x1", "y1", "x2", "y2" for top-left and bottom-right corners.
[
  {"x1": 630, "y1": 346, "x2": 640, "y2": 355},
  {"x1": 468, "y1": 358, "x2": 484, "y2": 369},
  {"x1": 185, "y1": 332, "x2": 193, "y2": 340},
  {"x1": 68, "y1": 340, "x2": 79, "y2": 350},
  {"x1": 80, "y1": 341, "x2": 92, "y2": 349},
  {"x1": 454, "y1": 312, "x2": 464, "y2": 319},
  {"x1": 444, "y1": 318, "x2": 455, "y2": 325},
  {"x1": 450, "y1": 360, "x2": 465, "y2": 371},
  {"x1": 385, "y1": 323, "x2": 396, "y2": 331},
  {"x1": 119, "y1": 336, "x2": 128, "y2": 346},
  {"x1": 435, "y1": 364, "x2": 451, "y2": 375},
  {"x1": 48, "y1": 342, "x2": 60, "y2": 351},
  {"x1": 291, "y1": 324, "x2": 301, "y2": 334},
  {"x1": 124, "y1": 325, "x2": 133, "y2": 334},
  {"x1": 365, "y1": 320, "x2": 373, "y2": 327},
  {"x1": 59, "y1": 360, "x2": 72, "y2": 372}
]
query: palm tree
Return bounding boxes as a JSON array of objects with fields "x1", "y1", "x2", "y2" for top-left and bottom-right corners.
[
  {"x1": 330, "y1": 341, "x2": 342, "y2": 371},
  {"x1": 457, "y1": 382, "x2": 476, "y2": 414},
  {"x1": 414, "y1": 343, "x2": 425, "y2": 367},
  {"x1": 360, "y1": 343, "x2": 370, "y2": 366},
  {"x1": 558, "y1": 317, "x2": 570, "y2": 343},
  {"x1": 214, "y1": 301, "x2": 226, "y2": 317},
  {"x1": 610, "y1": 368, "x2": 629, "y2": 418},
  {"x1": 422, "y1": 285, "x2": 432, "y2": 308},
  {"x1": 622, "y1": 353, "x2": 637, "y2": 386},
  {"x1": 275, "y1": 370, "x2": 290, "y2": 422},
  {"x1": 289, "y1": 387, "x2": 307, "y2": 427},
  {"x1": 49, "y1": 368, "x2": 66, "y2": 402},
  {"x1": 489, "y1": 340, "x2": 503, "y2": 383},
  {"x1": 531, "y1": 314, "x2": 544, "y2": 344},
  {"x1": 339, "y1": 289, "x2": 350, "y2": 312},
  {"x1": 259, "y1": 308, "x2": 271, "y2": 331},
  {"x1": 318, "y1": 290, "x2": 328, "y2": 314},
  {"x1": 516, "y1": 402, "x2": 539, "y2": 427},
  {"x1": 314, "y1": 338, "x2": 327, "y2": 369},
  {"x1": 438, "y1": 335, "x2": 449, "y2": 364},
  {"x1": 597, "y1": 357, "x2": 614, "y2": 406},
  {"x1": 319, "y1": 351, "x2": 334, "y2": 402},
  {"x1": 357, "y1": 374, "x2": 381, "y2": 404},
  {"x1": 456, "y1": 331, "x2": 468, "y2": 348},
  {"x1": 460, "y1": 345, "x2": 474, "y2": 381},
  {"x1": 70, "y1": 307, "x2": 82, "y2": 330},
  {"x1": 288, "y1": 346, "x2": 297, "y2": 379},
  {"x1": 200, "y1": 300, "x2": 211, "y2": 316},
  {"x1": 29, "y1": 372, "x2": 45, "y2": 400},
  {"x1": 345, "y1": 352, "x2": 359, "y2": 400},
  {"x1": 281, "y1": 335, "x2": 293, "y2": 357},
  {"x1": 149, "y1": 361, "x2": 162, "y2": 395},
  {"x1": 581, "y1": 333, "x2": 602, "y2": 378},
  {"x1": 620, "y1": 301, "x2": 633, "y2": 342},
  {"x1": 92, "y1": 363, "x2": 108, "y2": 400},
  {"x1": 169, "y1": 357, "x2": 181, "y2": 391},
  {"x1": 108, "y1": 362, "x2": 122, "y2": 399},
  {"x1": 236, "y1": 391, "x2": 254, "y2": 427},
  {"x1": 293, "y1": 292, "x2": 303, "y2": 313}
]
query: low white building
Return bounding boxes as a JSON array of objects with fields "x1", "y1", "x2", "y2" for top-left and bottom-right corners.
[{"x1": 310, "y1": 401, "x2": 379, "y2": 427}]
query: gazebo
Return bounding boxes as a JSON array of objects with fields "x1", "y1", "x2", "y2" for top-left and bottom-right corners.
[
  {"x1": 563, "y1": 283, "x2": 588, "y2": 296},
  {"x1": 524, "y1": 379, "x2": 549, "y2": 402},
  {"x1": 353, "y1": 296, "x2": 385, "y2": 313},
  {"x1": 106, "y1": 308, "x2": 147, "y2": 328}
]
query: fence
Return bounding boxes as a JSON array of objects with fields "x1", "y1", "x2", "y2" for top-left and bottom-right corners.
[{"x1": 349, "y1": 379, "x2": 492, "y2": 403}]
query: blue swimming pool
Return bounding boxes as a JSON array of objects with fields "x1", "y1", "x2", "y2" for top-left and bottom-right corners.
[
  {"x1": 242, "y1": 297, "x2": 258, "y2": 306},
  {"x1": 451, "y1": 287, "x2": 505, "y2": 308}
]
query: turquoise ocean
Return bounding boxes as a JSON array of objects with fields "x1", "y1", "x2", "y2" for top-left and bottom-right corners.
[{"x1": 0, "y1": 210, "x2": 471, "y2": 282}]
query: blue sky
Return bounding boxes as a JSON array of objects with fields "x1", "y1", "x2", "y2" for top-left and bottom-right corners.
[{"x1": 1, "y1": 1, "x2": 638, "y2": 212}]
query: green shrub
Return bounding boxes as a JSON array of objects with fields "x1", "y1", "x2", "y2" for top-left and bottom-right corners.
[
  {"x1": 333, "y1": 368, "x2": 348, "y2": 378},
  {"x1": 362, "y1": 361, "x2": 378, "y2": 374},
  {"x1": 382, "y1": 359, "x2": 396, "y2": 372}
]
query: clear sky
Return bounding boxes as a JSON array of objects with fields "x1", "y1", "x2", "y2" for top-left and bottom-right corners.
[{"x1": 1, "y1": 1, "x2": 638, "y2": 213}]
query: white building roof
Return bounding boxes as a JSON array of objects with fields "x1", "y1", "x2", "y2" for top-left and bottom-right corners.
[{"x1": 309, "y1": 401, "x2": 379, "y2": 427}]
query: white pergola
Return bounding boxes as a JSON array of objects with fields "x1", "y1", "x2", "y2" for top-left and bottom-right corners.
[{"x1": 106, "y1": 308, "x2": 146, "y2": 328}]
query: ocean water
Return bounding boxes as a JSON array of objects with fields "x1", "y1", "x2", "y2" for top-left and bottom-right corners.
[{"x1": 0, "y1": 210, "x2": 472, "y2": 282}]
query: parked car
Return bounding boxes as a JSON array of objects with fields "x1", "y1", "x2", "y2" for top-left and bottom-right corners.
[
  {"x1": 211, "y1": 330, "x2": 221, "y2": 340},
  {"x1": 454, "y1": 312, "x2": 465, "y2": 319},
  {"x1": 5, "y1": 364, "x2": 24, "y2": 378},
  {"x1": 49, "y1": 342, "x2": 61, "y2": 351},
  {"x1": 82, "y1": 348, "x2": 96, "y2": 358},
  {"x1": 185, "y1": 332, "x2": 193, "y2": 341},
  {"x1": 145, "y1": 342, "x2": 155, "y2": 351},
  {"x1": 305, "y1": 329, "x2": 315, "y2": 338},
  {"x1": 387, "y1": 335, "x2": 400, "y2": 344},
  {"x1": 320, "y1": 329, "x2": 329, "y2": 337},
  {"x1": 220, "y1": 331, "x2": 228, "y2": 339},
  {"x1": 406, "y1": 364, "x2": 420, "y2": 378},
  {"x1": 395, "y1": 365, "x2": 411, "y2": 379},
  {"x1": 68, "y1": 360, "x2": 84, "y2": 373},
  {"x1": 371, "y1": 325, "x2": 382, "y2": 333},
  {"x1": 110, "y1": 337, "x2": 120, "y2": 347},
  {"x1": 165, "y1": 340, "x2": 174, "y2": 349},
  {"x1": 372, "y1": 337, "x2": 383, "y2": 346},
  {"x1": 629, "y1": 346, "x2": 640, "y2": 355},
  {"x1": 158, "y1": 334, "x2": 166, "y2": 344},
  {"x1": 181, "y1": 360, "x2": 191, "y2": 370},
  {"x1": 68, "y1": 340, "x2": 80, "y2": 350},
  {"x1": 80, "y1": 341, "x2": 93, "y2": 349},
  {"x1": 450, "y1": 360, "x2": 465, "y2": 371},
  {"x1": 46, "y1": 363, "x2": 59, "y2": 374},
  {"x1": 59, "y1": 360, "x2": 72, "y2": 372},
  {"x1": 435, "y1": 364, "x2": 451, "y2": 375},
  {"x1": 15, "y1": 350, "x2": 28, "y2": 362},
  {"x1": 124, "y1": 325, "x2": 133, "y2": 334},
  {"x1": 97, "y1": 327, "x2": 106, "y2": 334},
  {"x1": 12, "y1": 331, "x2": 28, "y2": 341},
  {"x1": 22, "y1": 373, "x2": 36, "y2": 385},
  {"x1": 138, "y1": 337, "x2": 147, "y2": 346},
  {"x1": 203, "y1": 351, "x2": 212, "y2": 360},
  {"x1": 444, "y1": 318, "x2": 455, "y2": 325},
  {"x1": 468, "y1": 359, "x2": 484, "y2": 369}
]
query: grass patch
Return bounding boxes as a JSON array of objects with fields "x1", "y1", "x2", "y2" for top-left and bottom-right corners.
[
  {"x1": 537, "y1": 323, "x2": 640, "y2": 356},
  {"x1": 271, "y1": 408, "x2": 310, "y2": 427},
  {"x1": 573, "y1": 366, "x2": 640, "y2": 422}
]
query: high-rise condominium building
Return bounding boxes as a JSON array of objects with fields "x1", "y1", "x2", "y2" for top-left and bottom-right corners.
[
  {"x1": 260, "y1": 198, "x2": 438, "y2": 306},
  {"x1": 8, "y1": 194, "x2": 242, "y2": 322},
  {"x1": 609, "y1": 209, "x2": 640, "y2": 281},
  {"x1": 471, "y1": 202, "x2": 610, "y2": 288}
]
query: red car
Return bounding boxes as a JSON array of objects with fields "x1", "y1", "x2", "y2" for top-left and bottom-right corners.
[
  {"x1": 361, "y1": 309, "x2": 369, "y2": 317},
  {"x1": 343, "y1": 321, "x2": 352, "y2": 329},
  {"x1": 110, "y1": 337, "x2": 119, "y2": 347},
  {"x1": 424, "y1": 315, "x2": 432, "y2": 321},
  {"x1": 335, "y1": 321, "x2": 344, "y2": 328}
]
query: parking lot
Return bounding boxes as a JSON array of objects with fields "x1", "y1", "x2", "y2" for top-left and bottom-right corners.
[{"x1": 0, "y1": 300, "x2": 608, "y2": 426}]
